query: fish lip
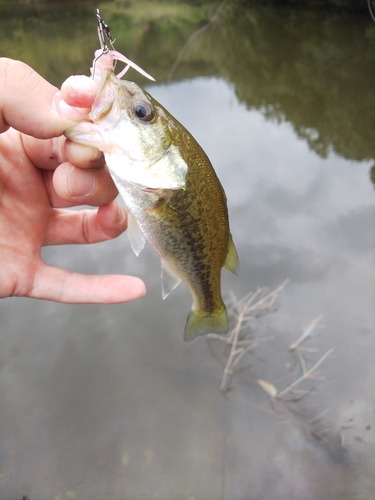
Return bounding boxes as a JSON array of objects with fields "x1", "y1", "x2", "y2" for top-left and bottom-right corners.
[
  {"x1": 64, "y1": 120, "x2": 106, "y2": 149},
  {"x1": 89, "y1": 70, "x2": 118, "y2": 123}
]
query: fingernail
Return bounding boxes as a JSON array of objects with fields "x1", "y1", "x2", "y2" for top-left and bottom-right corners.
[
  {"x1": 88, "y1": 147, "x2": 103, "y2": 163},
  {"x1": 116, "y1": 204, "x2": 127, "y2": 225},
  {"x1": 60, "y1": 75, "x2": 98, "y2": 108},
  {"x1": 68, "y1": 166, "x2": 96, "y2": 197},
  {"x1": 52, "y1": 91, "x2": 91, "y2": 122}
]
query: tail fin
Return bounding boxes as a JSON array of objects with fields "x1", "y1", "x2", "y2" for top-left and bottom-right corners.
[{"x1": 184, "y1": 305, "x2": 228, "y2": 342}]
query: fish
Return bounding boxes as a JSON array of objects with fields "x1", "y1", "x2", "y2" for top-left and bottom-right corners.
[{"x1": 65, "y1": 69, "x2": 238, "y2": 341}]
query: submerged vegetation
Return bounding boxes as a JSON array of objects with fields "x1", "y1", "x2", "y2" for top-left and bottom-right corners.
[{"x1": 207, "y1": 284, "x2": 370, "y2": 460}]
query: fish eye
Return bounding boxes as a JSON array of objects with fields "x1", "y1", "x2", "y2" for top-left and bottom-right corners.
[{"x1": 133, "y1": 101, "x2": 154, "y2": 122}]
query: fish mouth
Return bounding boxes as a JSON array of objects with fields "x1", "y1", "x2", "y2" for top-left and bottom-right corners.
[{"x1": 64, "y1": 120, "x2": 107, "y2": 150}]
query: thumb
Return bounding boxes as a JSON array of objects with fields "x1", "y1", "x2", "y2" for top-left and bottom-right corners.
[{"x1": 0, "y1": 58, "x2": 91, "y2": 138}]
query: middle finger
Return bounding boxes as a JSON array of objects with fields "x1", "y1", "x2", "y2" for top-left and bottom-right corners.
[
  {"x1": 51, "y1": 161, "x2": 118, "y2": 208},
  {"x1": 64, "y1": 139, "x2": 104, "y2": 170}
]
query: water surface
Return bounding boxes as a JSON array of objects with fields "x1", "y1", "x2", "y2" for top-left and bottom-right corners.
[{"x1": 0, "y1": 2, "x2": 374, "y2": 499}]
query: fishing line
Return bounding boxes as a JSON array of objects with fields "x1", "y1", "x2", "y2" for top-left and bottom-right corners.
[
  {"x1": 368, "y1": 0, "x2": 375, "y2": 23},
  {"x1": 167, "y1": 0, "x2": 230, "y2": 83}
]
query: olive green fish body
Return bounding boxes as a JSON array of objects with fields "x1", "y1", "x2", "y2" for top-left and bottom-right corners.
[
  {"x1": 65, "y1": 69, "x2": 238, "y2": 340},
  {"x1": 122, "y1": 137, "x2": 236, "y2": 339}
]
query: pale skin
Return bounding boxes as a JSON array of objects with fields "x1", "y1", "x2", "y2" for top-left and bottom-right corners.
[{"x1": 0, "y1": 58, "x2": 146, "y2": 303}]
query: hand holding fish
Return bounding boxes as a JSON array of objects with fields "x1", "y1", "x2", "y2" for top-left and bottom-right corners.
[{"x1": 0, "y1": 58, "x2": 146, "y2": 303}]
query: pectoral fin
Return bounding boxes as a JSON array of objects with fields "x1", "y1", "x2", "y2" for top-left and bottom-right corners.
[
  {"x1": 224, "y1": 235, "x2": 239, "y2": 275},
  {"x1": 161, "y1": 259, "x2": 182, "y2": 299},
  {"x1": 108, "y1": 176, "x2": 146, "y2": 256}
]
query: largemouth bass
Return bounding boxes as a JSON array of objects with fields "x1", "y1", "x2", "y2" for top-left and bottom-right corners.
[{"x1": 66, "y1": 69, "x2": 238, "y2": 340}]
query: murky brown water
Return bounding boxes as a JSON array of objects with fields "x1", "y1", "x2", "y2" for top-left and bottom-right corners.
[{"x1": 1, "y1": 2, "x2": 375, "y2": 499}]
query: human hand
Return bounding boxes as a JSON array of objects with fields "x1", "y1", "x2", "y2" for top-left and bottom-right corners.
[{"x1": 0, "y1": 58, "x2": 146, "y2": 303}]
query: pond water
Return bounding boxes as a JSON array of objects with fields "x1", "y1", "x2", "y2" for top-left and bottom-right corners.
[{"x1": 1, "y1": 2, "x2": 375, "y2": 499}]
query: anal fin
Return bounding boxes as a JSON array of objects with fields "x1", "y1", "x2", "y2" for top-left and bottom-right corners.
[{"x1": 161, "y1": 259, "x2": 182, "y2": 299}]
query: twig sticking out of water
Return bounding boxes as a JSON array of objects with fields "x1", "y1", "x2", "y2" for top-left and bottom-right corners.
[
  {"x1": 286, "y1": 314, "x2": 326, "y2": 387},
  {"x1": 289, "y1": 314, "x2": 324, "y2": 353},
  {"x1": 206, "y1": 280, "x2": 288, "y2": 393},
  {"x1": 254, "y1": 316, "x2": 334, "y2": 444},
  {"x1": 270, "y1": 315, "x2": 332, "y2": 407},
  {"x1": 207, "y1": 285, "x2": 337, "y2": 448},
  {"x1": 276, "y1": 348, "x2": 333, "y2": 400}
]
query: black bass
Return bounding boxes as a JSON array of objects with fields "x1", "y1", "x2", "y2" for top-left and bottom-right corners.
[{"x1": 65, "y1": 69, "x2": 238, "y2": 340}]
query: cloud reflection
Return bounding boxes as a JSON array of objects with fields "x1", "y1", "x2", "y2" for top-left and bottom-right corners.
[{"x1": 0, "y1": 75, "x2": 374, "y2": 499}]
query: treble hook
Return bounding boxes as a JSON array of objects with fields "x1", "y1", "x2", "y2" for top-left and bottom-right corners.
[
  {"x1": 92, "y1": 9, "x2": 116, "y2": 79},
  {"x1": 91, "y1": 9, "x2": 155, "y2": 82}
]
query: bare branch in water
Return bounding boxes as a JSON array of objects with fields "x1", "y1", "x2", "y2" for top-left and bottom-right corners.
[
  {"x1": 205, "y1": 282, "x2": 347, "y2": 456},
  {"x1": 289, "y1": 314, "x2": 325, "y2": 353},
  {"x1": 206, "y1": 280, "x2": 288, "y2": 393},
  {"x1": 276, "y1": 349, "x2": 333, "y2": 399}
]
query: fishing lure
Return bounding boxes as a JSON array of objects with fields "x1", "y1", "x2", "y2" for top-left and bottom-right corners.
[{"x1": 91, "y1": 10, "x2": 155, "y2": 84}]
